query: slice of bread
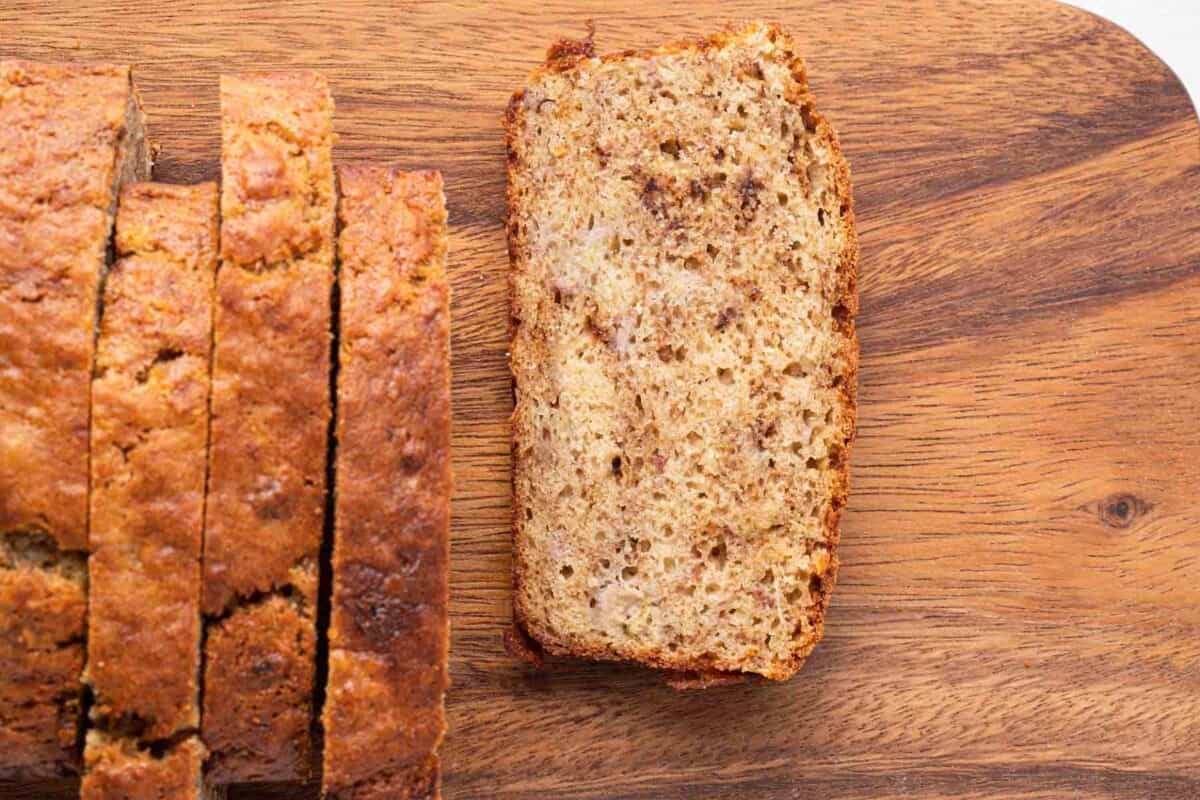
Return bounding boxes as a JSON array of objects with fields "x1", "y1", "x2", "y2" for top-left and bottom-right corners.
[
  {"x1": 202, "y1": 71, "x2": 335, "y2": 783},
  {"x1": 83, "y1": 182, "x2": 218, "y2": 799},
  {"x1": 0, "y1": 62, "x2": 149, "y2": 779},
  {"x1": 506, "y1": 22, "x2": 858, "y2": 683},
  {"x1": 324, "y1": 165, "x2": 451, "y2": 800}
]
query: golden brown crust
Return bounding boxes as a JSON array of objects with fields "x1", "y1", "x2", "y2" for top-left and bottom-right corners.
[
  {"x1": 323, "y1": 165, "x2": 450, "y2": 800},
  {"x1": 84, "y1": 182, "x2": 217, "y2": 787},
  {"x1": 203, "y1": 71, "x2": 335, "y2": 615},
  {"x1": 81, "y1": 732, "x2": 204, "y2": 800},
  {"x1": 201, "y1": 71, "x2": 334, "y2": 782},
  {"x1": 0, "y1": 61, "x2": 147, "y2": 779},
  {"x1": 505, "y1": 22, "x2": 858, "y2": 685},
  {"x1": 0, "y1": 62, "x2": 145, "y2": 551}
]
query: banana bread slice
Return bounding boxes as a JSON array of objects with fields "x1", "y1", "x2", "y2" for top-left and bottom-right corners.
[
  {"x1": 506, "y1": 23, "x2": 858, "y2": 683},
  {"x1": 323, "y1": 166, "x2": 451, "y2": 800},
  {"x1": 0, "y1": 62, "x2": 150, "y2": 779},
  {"x1": 202, "y1": 71, "x2": 335, "y2": 783},
  {"x1": 81, "y1": 182, "x2": 218, "y2": 798}
]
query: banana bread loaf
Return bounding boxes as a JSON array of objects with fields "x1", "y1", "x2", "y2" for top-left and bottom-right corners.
[
  {"x1": 202, "y1": 71, "x2": 335, "y2": 783},
  {"x1": 506, "y1": 23, "x2": 858, "y2": 683},
  {"x1": 0, "y1": 62, "x2": 150, "y2": 779},
  {"x1": 82, "y1": 182, "x2": 218, "y2": 798},
  {"x1": 323, "y1": 166, "x2": 451, "y2": 800}
]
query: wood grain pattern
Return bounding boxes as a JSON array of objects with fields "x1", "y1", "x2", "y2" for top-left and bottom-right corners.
[{"x1": 1, "y1": 0, "x2": 1197, "y2": 797}]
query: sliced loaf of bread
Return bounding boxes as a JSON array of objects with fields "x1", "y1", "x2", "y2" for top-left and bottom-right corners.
[{"x1": 506, "y1": 22, "x2": 858, "y2": 683}]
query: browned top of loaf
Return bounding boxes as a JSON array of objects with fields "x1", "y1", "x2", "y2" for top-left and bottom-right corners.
[
  {"x1": 203, "y1": 70, "x2": 335, "y2": 616},
  {"x1": 81, "y1": 731, "x2": 204, "y2": 800},
  {"x1": 0, "y1": 62, "x2": 136, "y2": 552},
  {"x1": 323, "y1": 165, "x2": 450, "y2": 800},
  {"x1": 0, "y1": 532, "x2": 87, "y2": 779},
  {"x1": 86, "y1": 182, "x2": 217, "y2": 743},
  {"x1": 219, "y1": 71, "x2": 336, "y2": 270}
]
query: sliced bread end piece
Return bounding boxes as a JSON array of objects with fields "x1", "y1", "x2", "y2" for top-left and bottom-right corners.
[{"x1": 507, "y1": 22, "x2": 857, "y2": 683}]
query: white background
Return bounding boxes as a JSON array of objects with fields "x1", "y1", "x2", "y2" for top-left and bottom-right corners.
[{"x1": 1070, "y1": 0, "x2": 1199, "y2": 105}]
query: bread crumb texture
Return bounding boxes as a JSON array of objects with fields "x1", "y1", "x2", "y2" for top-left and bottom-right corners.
[{"x1": 508, "y1": 22, "x2": 858, "y2": 681}]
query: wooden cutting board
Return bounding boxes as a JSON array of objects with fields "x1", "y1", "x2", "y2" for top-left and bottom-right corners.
[{"x1": 3, "y1": 0, "x2": 1198, "y2": 797}]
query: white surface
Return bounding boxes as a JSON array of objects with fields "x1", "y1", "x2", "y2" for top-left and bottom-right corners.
[{"x1": 1069, "y1": 1, "x2": 1199, "y2": 107}]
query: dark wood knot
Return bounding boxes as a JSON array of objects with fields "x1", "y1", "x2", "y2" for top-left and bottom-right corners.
[{"x1": 1096, "y1": 493, "x2": 1152, "y2": 529}]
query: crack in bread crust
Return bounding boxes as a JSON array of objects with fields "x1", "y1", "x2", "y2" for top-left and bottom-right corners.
[{"x1": 506, "y1": 22, "x2": 858, "y2": 684}]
